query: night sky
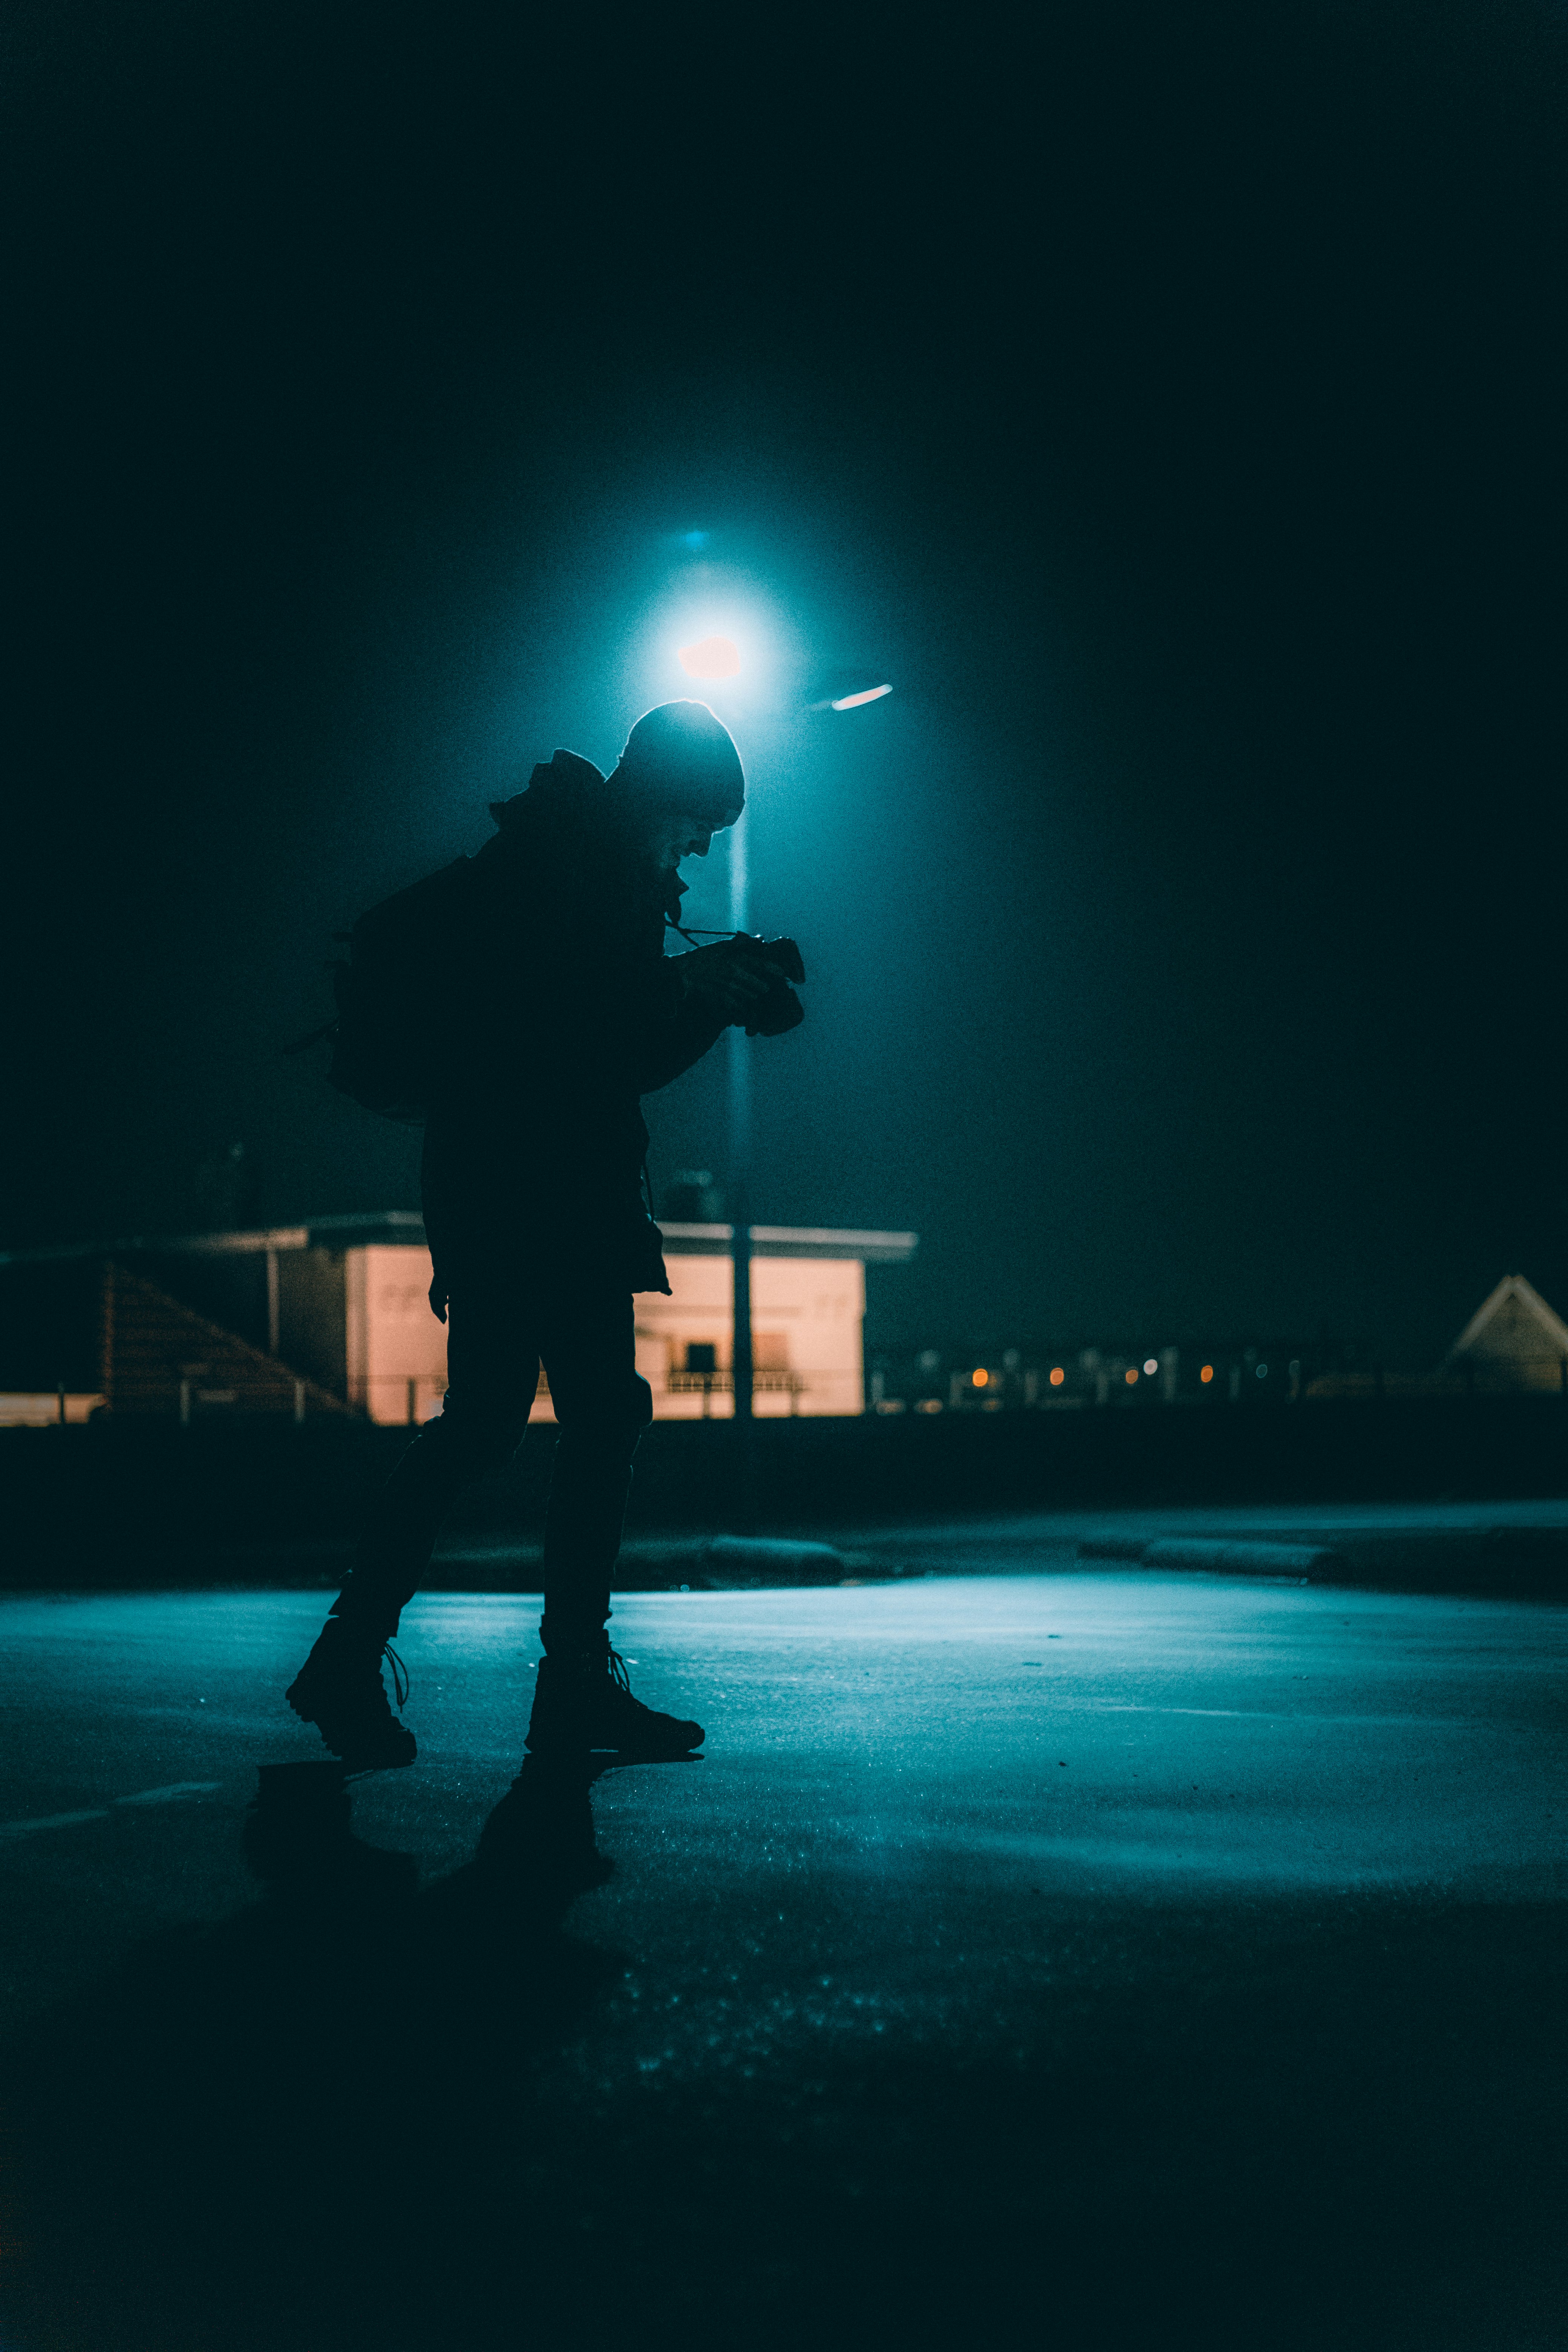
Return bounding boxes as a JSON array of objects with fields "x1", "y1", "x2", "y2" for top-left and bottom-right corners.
[{"x1": 6, "y1": 3, "x2": 1564, "y2": 1367}]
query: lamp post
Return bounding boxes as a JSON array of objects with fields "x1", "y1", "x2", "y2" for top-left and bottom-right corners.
[
  {"x1": 728, "y1": 815, "x2": 754, "y2": 1435},
  {"x1": 665, "y1": 600, "x2": 890, "y2": 1466}
]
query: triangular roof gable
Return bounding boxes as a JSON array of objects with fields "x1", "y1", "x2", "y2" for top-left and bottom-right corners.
[{"x1": 1442, "y1": 1274, "x2": 1568, "y2": 1369}]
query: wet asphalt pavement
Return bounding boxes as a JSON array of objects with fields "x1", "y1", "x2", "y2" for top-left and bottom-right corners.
[{"x1": 2, "y1": 1572, "x2": 1564, "y2": 2351}]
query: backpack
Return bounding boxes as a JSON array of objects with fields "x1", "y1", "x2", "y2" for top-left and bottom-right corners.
[{"x1": 286, "y1": 856, "x2": 478, "y2": 1124}]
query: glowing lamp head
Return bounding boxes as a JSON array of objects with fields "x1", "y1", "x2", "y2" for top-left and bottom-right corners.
[
  {"x1": 1125, "y1": 1368, "x2": 1139, "y2": 1385},
  {"x1": 971, "y1": 1368, "x2": 989, "y2": 1388},
  {"x1": 678, "y1": 635, "x2": 741, "y2": 680},
  {"x1": 1200, "y1": 1364, "x2": 1215, "y2": 1384},
  {"x1": 1049, "y1": 1366, "x2": 1066, "y2": 1387}
]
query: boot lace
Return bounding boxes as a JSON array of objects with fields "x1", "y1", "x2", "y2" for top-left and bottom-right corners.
[{"x1": 382, "y1": 1641, "x2": 409, "y2": 1713}]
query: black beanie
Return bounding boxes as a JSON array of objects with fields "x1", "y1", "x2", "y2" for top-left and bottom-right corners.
[{"x1": 613, "y1": 700, "x2": 745, "y2": 831}]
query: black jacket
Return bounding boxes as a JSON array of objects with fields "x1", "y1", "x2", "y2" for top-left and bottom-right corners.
[{"x1": 420, "y1": 752, "x2": 726, "y2": 1308}]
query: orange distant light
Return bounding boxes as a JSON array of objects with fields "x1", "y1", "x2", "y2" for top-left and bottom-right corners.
[
  {"x1": 678, "y1": 635, "x2": 741, "y2": 679},
  {"x1": 971, "y1": 1367, "x2": 989, "y2": 1387},
  {"x1": 1125, "y1": 1367, "x2": 1139, "y2": 1385},
  {"x1": 1199, "y1": 1364, "x2": 1214, "y2": 1384},
  {"x1": 1049, "y1": 1366, "x2": 1066, "y2": 1387}
]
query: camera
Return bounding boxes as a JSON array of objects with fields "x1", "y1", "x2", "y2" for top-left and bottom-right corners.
[{"x1": 732, "y1": 934, "x2": 806, "y2": 1035}]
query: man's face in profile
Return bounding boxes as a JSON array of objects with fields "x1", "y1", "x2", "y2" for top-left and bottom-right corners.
[{"x1": 643, "y1": 807, "x2": 742, "y2": 876}]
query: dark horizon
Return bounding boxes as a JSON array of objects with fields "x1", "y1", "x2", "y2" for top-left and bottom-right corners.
[{"x1": 6, "y1": 4, "x2": 1564, "y2": 1370}]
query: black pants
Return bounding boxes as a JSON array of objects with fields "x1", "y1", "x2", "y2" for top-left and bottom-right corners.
[{"x1": 333, "y1": 1272, "x2": 653, "y2": 1649}]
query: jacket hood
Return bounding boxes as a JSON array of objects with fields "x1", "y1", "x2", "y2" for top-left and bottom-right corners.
[{"x1": 487, "y1": 747, "x2": 607, "y2": 833}]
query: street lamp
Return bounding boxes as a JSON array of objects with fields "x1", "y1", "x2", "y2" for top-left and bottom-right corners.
[
  {"x1": 628, "y1": 591, "x2": 767, "y2": 1438},
  {"x1": 807, "y1": 666, "x2": 893, "y2": 713},
  {"x1": 631, "y1": 574, "x2": 871, "y2": 1448},
  {"x1": 669, "y1": 633, "x2": 756, "y2": 1429},
  {"x1": 678, "y1": 635, "x2": 742, "y2": 680},
  {"x1": 726, "y1": 776, "x2": 755, "y2": 1433}
]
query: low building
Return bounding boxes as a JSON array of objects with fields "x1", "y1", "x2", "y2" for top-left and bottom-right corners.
[
  {"x1": 1437, "y1": 1274, "x2": 1568, "y2": 1395},
  {"x1": 1300, "y1": 1273, "x2": 1568, "y2": 1399},
  {"x1": 308, "y1": 1219, "x2": 916, "y2": 1424},
  {"x1": 0, "y1": 1213, "x2": 917, "y2": 1425}
]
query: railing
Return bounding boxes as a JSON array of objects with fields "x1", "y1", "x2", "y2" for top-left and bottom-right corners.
[
  {"x1": 350, "y1": 1373, "x2": 449, "y2": 1425},
  {"x1": 178, "y1": 1372, "x2": 317, "y2": 1425},
  {"x1": 666, "y1": 1369, "x2": 809, "y2": 1417},
  {"x1": 352, "y1": 1368, "x2": 847, "y2": 1423}
]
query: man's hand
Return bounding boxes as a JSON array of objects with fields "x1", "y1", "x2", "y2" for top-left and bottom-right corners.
[{"x1": 675, "y1": 942, "x2": 787, "y2": 1023}]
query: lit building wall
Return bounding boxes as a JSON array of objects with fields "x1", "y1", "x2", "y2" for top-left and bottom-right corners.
[
  {"x1": 0, "y1": 1392, "x2": 104, "y2": 1426},
  {"x1": 345, "y1": 1243, "x2": 866, "y2": 1425},
  {"x1": 346, "y1": 1245, "x2": 450, "y2": 1424},
  {"x1": 631, "y1": 1253, "x2": 865, "y2": 1421}
]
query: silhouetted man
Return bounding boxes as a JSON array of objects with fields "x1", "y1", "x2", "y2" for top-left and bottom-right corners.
[{"x1": 286, "y1": 700, "x2": 787, "y2": 1766}]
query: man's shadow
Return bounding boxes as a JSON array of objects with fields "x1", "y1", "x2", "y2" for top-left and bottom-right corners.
[
  {"x1": 8, "y1": 1751, "x2": 695, "y2": 2352},
  {"x1": 244, "y1": 1750, "x2": 624, "y2": 1905}
]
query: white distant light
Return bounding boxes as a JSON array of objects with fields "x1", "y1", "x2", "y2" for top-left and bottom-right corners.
[
  {"x1": 1143, "y1": 1358, "x2": 1158, "y2": 1375},
  {"x1": 624, "y1": 572, "x2": 800, "y2": 720},
  {"x1": 830, "y1": 682, "x2": 892, "y2": 711},
  {"x1": 678, "y1": 635, "x2": 742, "y2": 680}
]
